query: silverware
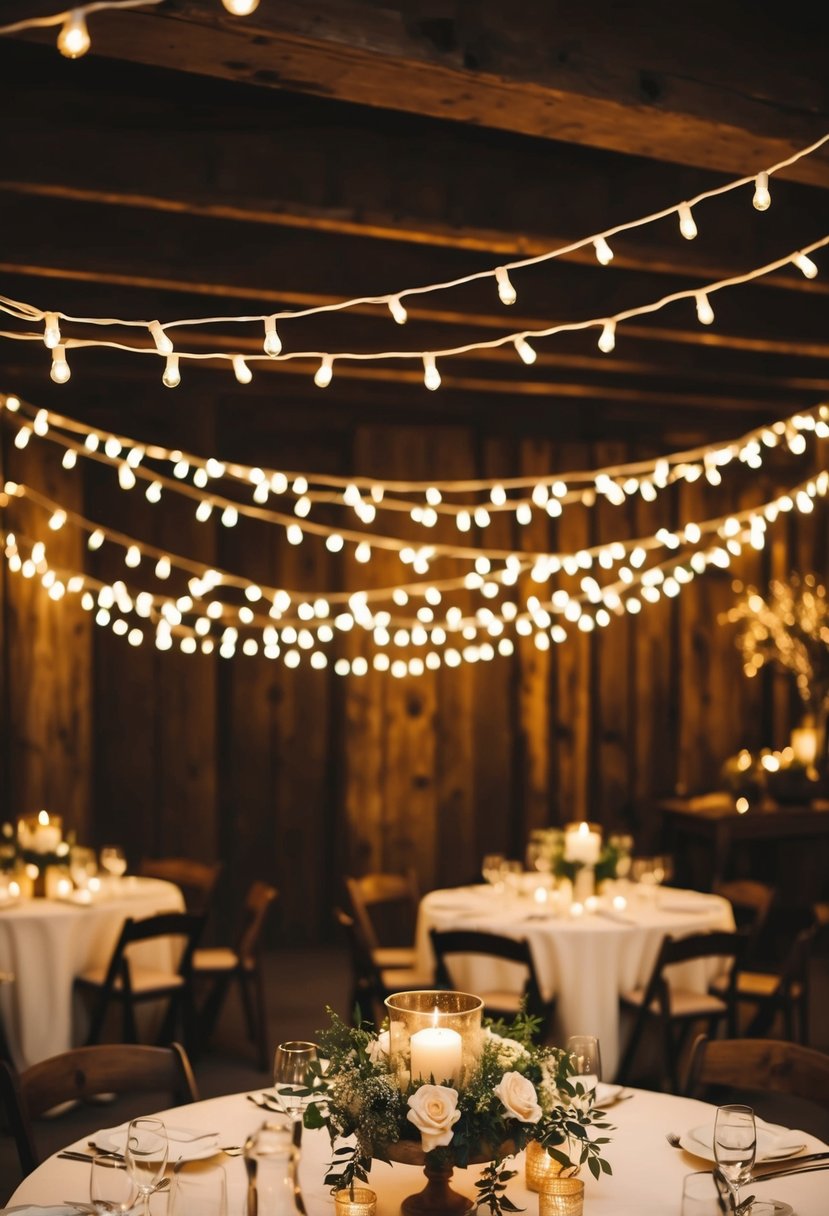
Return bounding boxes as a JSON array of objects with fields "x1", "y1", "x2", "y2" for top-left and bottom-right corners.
[
  {"x1": 58, "y1": 1149, "x2": 124, "y2": 1166},
  {"x1": 749, "y1": 1161, "x2": 829, "y2": 1184},
  {"x1": 666, "y1": 1132, "x2": 683, "y2": 1148},
  {"x1": 750, "y1": 1149, "x2": 829, "y2": 1172}
]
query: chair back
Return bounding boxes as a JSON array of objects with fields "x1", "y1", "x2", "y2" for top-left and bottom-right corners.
[
  {"x1": 345, "y1": 870, "x2": 419, "y2": 951},
  {"x1": 105, "y1": 911, "x2": 205, "y2": 999},
  {"x1": 686, "y1": 1035, "x2": 829, "y2": 1109},
  {"x1": 713, "y1": 879, "x2": 775, "y2": 963},
  {"x1": 429, "y1": 927, "x2": 553, "y2": 1034},
  {"x1": 334, "y1": 905, "x2": 383, "y2": 1024},
  {"x1": 138, "y1": 858, "x2": 223, "y2": 916},
  {"x1": 0, "y1": 1042, "x2": 198, "y2": 1176},
  {"x1": 236, "y1": 881, "x2": 279, "y2": 963},
  {"x1": 645, "y1": 930, "x2": 744, "y2": 1028}
]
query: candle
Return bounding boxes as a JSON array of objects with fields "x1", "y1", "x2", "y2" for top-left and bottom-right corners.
[
  {"x1": 410, "y1": 1024, "x2": 463, "y2": 1084},
  {"x1": 563, "y1": 822, "x2": 601, "y2": 866},
  {"x1": 18, "y1": 811, "x2": 62, "y2": 854},
  {"x1": 791, "y1": 727, "x2": 818, "y2": 768}
]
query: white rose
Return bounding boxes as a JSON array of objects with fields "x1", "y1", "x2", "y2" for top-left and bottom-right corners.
[
  {"x1": 493, "y1": 1071, "x2": 543, "y2": 1123},
  {"x1": 406, "y1": 1084, "x2": 461, "y2": 1152},
  {"x1": 485, "y1": 1028, "x2": 529, "y2": 1062},
  {"x1": 366, "y1": 1030, "x2": 390, "y2": 1064}
]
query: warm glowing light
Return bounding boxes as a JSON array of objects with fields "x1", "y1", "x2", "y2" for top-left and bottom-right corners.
[
  {"x1": 593, "y1": 236, "x2": 614, "y2": 265},
  {"x1": 495, "y1": 266, "x2": 517, "y2": 305},
  {"x1": 162, "y1": 353, "x2": 180, "y2": 388},
  {"x1": 677, "y1": 202, "x2": 698, "y2": 239},
  {"x1": 43, "y1": 312, "x2": 61, "y2": 349},
  {"x1": 314, "y1": 355, "x2": 333, "y2": 388},
  {"x1": 148, "y1": 320, "x2": 174, "y2": 355},
  {"x1": 695, "y1": 291, "x2": 715, "y2": 325},
  {"x1": 57, "y1": 9, "x2": 90, "y2": 58},
  {"x1": 423, "y1": 353, "x2": 441, "y2": 391},
  {"x1": 598, "y1": 321, "x2": 616, "y2": 353},
  {"x1": 233, "y1": 355, "x2": 253, "y2": 384},
  {"x1": 514, "y1": 336, "x2": 537, "y2": 364},
  {"x1": 792, "y1": 252, "x2": 818, "y2": 279},
  {"x1": 221, "y1": 0, "x2": 261, "y2": 13},
  {"x1": 753, "y1": 171, "x2": 771, "y2": 211},
  {"x1": 388, "y1": 296, "x2": 408, "y2": 324},
  {"x1": 50, "y1": 346, "x2": 71, "y2": 384}
]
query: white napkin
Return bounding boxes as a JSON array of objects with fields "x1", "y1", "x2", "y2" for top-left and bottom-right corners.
[
  {"x1": 95, "y1": 1122, "x2": 219, "y2": 1147},
  {"x1": 688, "y1": 1116, "x2": 806, "y2": 1161}
]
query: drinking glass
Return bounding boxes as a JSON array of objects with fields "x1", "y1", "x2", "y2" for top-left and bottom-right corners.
[
  {"x1": 99, "y1": 845, "x2": 127, "y2": 877},
  {"x1": 713, "y1": 1104, "x2": 756, "y2": 1212},
  {"x1": 482, "y1": 853, "x2": 506, "y2": 889},
  {"x1": 169, "y1": 1163, "x2": 227, "y2": 1216},
  {"x1": 566, "y1": 1035, "x2": 602, "y2": 1095},
  {"x1": 70, "y1": 845, "x2": 98, "y2": 891},
  {"x1": 273, "y1": 1041, "x2": 318, "y2": 1145},
  {"x1": 90, "y1": 1152, "x2": 138, "y2": 1214},
  {"x1": 124, "y1": 1117, "x2": 168, "y2": 1215},
  {"x1": 501, "y1": 859, "x2": 523, "y2": 895}
]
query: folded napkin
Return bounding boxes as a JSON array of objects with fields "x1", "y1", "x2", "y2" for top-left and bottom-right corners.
[
  {"x1": 688, "y1": 1116, "x2": 805, "y2": 1161},
  {"x1": 96, "y1": 1122, "x2": 219, "y2": 1147}
]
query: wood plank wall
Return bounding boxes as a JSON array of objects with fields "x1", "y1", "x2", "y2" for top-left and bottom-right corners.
[{"x1": 1, "y1": 407, "x2": 826, "y2": 942}]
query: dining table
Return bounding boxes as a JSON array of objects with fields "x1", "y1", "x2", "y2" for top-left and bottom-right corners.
[
  {"x1": 415, "y1": 882, "x2": 736, "y2": 1079},
  {"x1": 0, "y1": 876, "x2": 185, "y2": 1069},
  {"x1": 5, "y1": 1084, "x2": 828, "y2": 1214}
]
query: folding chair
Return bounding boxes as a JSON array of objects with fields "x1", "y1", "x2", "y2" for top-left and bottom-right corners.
[
  {"x1": 0, "y1": 1041, "x2": 198, "y2": 1176},
  {"x1": 710, "y1": 923, "x2": 816, "y2": 1044},
  {"x1": 345, "y1": 871, "x2": 419, "y2": 969},
  {"x1": 137, "y1": 857, "x2": 223, "y2": 917},
  {"x1": 334, "y1": 907, "x2": 430, "y2": 1026}
]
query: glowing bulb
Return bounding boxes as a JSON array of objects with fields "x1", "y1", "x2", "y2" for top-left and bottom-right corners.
[
  {"x1": 43, "y1": 312, "x2": 61, "y2": 349},
  {"x1": 513, "y1": 336, "x2": 537, "y2": 364},
  {"x1": 221, "y1": 505, "x2": 239, "y2": 527},
  {"x1": 162, "y1": 353, "x2": 180, "y2": 388},
  {"x1": 222, "y1": 0, "x2": 260, "y2": 12},
  {"x1": 495, "y1": 266, "x2": 517, "y2": 305},
  {"x1": 14, "y1": 427, "x2": 31, "y2": 449},
  {"x1": 593, "y1": 236, "x2": 614, "y2": 265},
  {"x1": 263, "y1": 315, "x2": 282, "y2": 356},
  {"x1": 62, "y1": 449, "x2": 77, "y2": 470},
  {"x1": 598, "y1": 321, "x2": 616, "y2": 353},
  {"x1": 148, "y1": 320, "x2": 173, "y2": 355},
  {"x1": 57, "y1": 10, "x2": 90, "y2": 58},
  {"x1": 233, "y1": 355, "x2": 253, "y2": 383},
  {"x1": 50, "y1": 345, "x2": 71, "y2": 384},
  {"x1": 677, "y1": 203, "x2": 697, "y2": 240},
  {"x1": 155, "y1": 556, "x2": 171, "y2": 579},
  {"x1": 118, "y1": 463, "x2": 136, "y2": 491},
  {"x1": 125, "y1": 545, "x2": 141, "y2": 568},
  {"x1": 695, "y1": 291, "x2": 715, "y2": 325},
  {"x1": 48, "y1": 509, "x2": 66, "y2": 531},
  {"x1": 423, "y1": 353, "x2": 441, "y2": 390},
  {"x1": 792, "y1": 252, "x2": 818, "y2": 279},
  {"x1": 388, "y1": 296, "x2": 408, "y2": 324},
  {"x1": 88, "y1": 530, "x2": 104, "y2": 550},
  {"x1": 314, "y1": 355, "x2": 333, "y2": 388},
  {"x1": 752, "y1": 171, "x2": 771, "y2": 211}
]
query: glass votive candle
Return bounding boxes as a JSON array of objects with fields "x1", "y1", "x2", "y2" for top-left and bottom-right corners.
[
  {"x1": 385, "y1": 990, "x2": 483, "y2": 1088},
  {"x1": 334, "y1": 1188, "x2": 377, "y2": 1216},
  {"x1": 538, "y1": 1178, "x2": 585, "y2": 1216},
  {"x1": 525, "y1": 1140, "x2": 564, "y2": 1192}
]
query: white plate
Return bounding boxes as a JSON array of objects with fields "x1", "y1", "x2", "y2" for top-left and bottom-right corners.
[
  {"x1": 679, "y1": 1117, "x2": 807, "y2": 1163},
  {"x1": 92, "y1": 1124, "x2": 221, "y2": 1162}
]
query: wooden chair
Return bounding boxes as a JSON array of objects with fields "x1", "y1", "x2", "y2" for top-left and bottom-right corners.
[
  {"x1": 345, "y1": 871, "x2": 419, "y2": 968},
  {"x1": 137, "y1": 857, "x2": 223, "y2": 917},
  {"x1": 75, "y1": 911, "x2": 205, "y2": 1051},
  {"x1": 430, "y1": 928, "x2": 556, "y2": 1038},
  {"x1": 685, "y1": 1034, "x2": 829, "y2": 1110},
  {"x1": 334, "y1": 906, "x2": 430, "y2": 1026},
  {"x1": 193, "y1": 880, "x2": 278, "y2": 1070},
  {"x1": 0, "y1": 1041, "x2": 198, "y2": 1177},
  {"x1": 713, "y1": 879, "x2": 775, "y2": 965},
  {"x1": 710, "y1": 923, "x2": 816, "y2": 1044},
  {"x1": 0, "y1": 969, "x2": 14, "y2": 1065},
  {"x1": 616, "y1": 930, "x2": 744, "y2": 1092}
]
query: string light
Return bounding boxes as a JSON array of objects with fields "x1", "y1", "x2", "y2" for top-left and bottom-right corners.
[
  {"x1": 50, "y1": 346, "x2": 71, "y2": 384},
  {"x1": 792, "y1": 252, "x2": 819, "y2": 279},
  {"x1": 495, "y1": 267, "x2": 517, "y2": 305},
  {"x1": 598, "y1": 321, "x2": 616, "y2": 353},
  {"x1": 263, "y1": 315, "x2": 282, "y2": 357},
  {"x1": 221, "y1": 0, "x2": 260, "y2": 13},
  {"x1": 57, "y1": 9, "x2": 91, "y2": 57},
  {"x1": 593, "y1": 237, "x2": 614, "y2": 265},
  {"x1": 513, "y1": 336, "x2": 537, "y2": 365},
  {"x1": 753, "y1": 171, "x2": 771, "y2": 211},
  {"x1": 232, "y1": 355, "x2": 253, "y2": 384},
  {"x1": 314, "y1": 355, "x2": 333, "y2": 388},
  {"x1": 43, "y1": 313, "x2": 61, "y2": 349},
  {"x1": 148, "y1": 320, "x2": 173, "y2": 355},
  {"x1": 423, "y1": 354, "x2": 441, "y2": 391},
  {"x1": 695, "y1": 291, "x2": 715, "y2": 325},
  {"x1": 677, "y1": 203, "x2": 698, "y2": 240},
  {"x1": 162, "y1": 353, "x2": 180, "y2": 388},
  {"x1": 388, "y1": 296, "x2": 408, "y2": 325}
]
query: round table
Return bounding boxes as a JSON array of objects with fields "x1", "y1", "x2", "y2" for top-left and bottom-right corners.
[
  {"x1": 416, "y1": 884, "x2": 736, "y2": 1078},
  {"x1": 0, "y1": 876, "x2": 184, "y2": 1068},
  {"x1": 6, "y1": 1087, "x2": 828, "y2": 1215}
]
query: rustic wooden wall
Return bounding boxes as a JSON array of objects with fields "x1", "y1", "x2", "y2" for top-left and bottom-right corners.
[{"x1": 1, "y1": 403, "x2": 826, "y2": 942}]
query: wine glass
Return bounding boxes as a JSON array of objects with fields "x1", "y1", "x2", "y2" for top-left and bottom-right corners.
[
  {"x1": 482, "y1": 853, "x2": 506, "y2": 890},
  {"x1": 70, "y1": 845, "x2": 98, "y2": 891},
  {"x1": 713, "y1": 1104, "x2": 756, "y2": 1212},
  {"x1": 125, "y1": 1117, "x2": 168, "y2": 1215},
  {"x1": 99, "y1": 845, "x2": 127, "y2": 878},
  {"x1": 90, "y1": 1153, "x2": 138, "y2": 1214},
  {"x1": 566, "y1": 1035, "x2": 602, "y2": 1096},
  {"x1": 273, "y1": 1041, "x2": 318, "y2": 1146},
  {"x1": 169, "y1": 1163, "x2": 227, "y2": 1216}
]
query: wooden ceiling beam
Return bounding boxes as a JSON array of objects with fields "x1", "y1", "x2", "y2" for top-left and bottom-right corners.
[{"x1": 8, "y1": 1, "x2": 829, "y2": 185}]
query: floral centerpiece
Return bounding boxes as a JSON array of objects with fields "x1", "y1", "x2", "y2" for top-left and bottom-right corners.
[{"x1": 301, "y1": 1004, "x2": 612, "y2": 1216}]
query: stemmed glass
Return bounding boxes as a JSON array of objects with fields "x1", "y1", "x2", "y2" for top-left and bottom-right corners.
[
  {"x1": 482, "y1": 853, "x2": 506, "y2": 891},
  {"x1": 124, "y1": 1117, "x2": 168, "y2": 1215},
  {"x1": 713, "y1": 1104, "x2": 756, "y2": 1213},
  {"x1": 566, "y1": 1035, "x2": 602, "y2": 1095},
  {"x1": 90, "y1": 1153, "x2": 138, "y2": 1214},
  {"x1": 273, "y1": 1041, "x2": 318, "y2": 1146},
  {"x1": 99, "y1": 845, "x2": 127, "y2": 878}
]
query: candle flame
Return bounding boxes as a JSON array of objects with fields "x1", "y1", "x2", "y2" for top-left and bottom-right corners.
[
  {"x1": 578, "y1": 821, "x2": 589, "y2": 836},
  {"x1": 38, "y1": 809, "x2": 49, "y2": 826}
]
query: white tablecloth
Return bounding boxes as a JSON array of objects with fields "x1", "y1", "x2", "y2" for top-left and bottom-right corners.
[
  {"x1": 7, "y1": 1087, "x2": 828, "y2": 1215},
  {"x1": 0, "y1": 877, "x2": 185, "y2": 1068},
  {"x1": 416, "y1": 884, "x2": 736, "y2": 1078}
]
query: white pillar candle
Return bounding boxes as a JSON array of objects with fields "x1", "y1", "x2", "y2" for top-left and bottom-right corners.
[
  {"x1": 410, "y1": 1026, "x2": 463, "y2": 1084},
  {"x1": 564, "y1": 822, "x2": 601, "y2": 866}
]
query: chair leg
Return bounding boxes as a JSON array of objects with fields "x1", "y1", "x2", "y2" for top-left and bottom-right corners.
[
  {"x1": 156, "y1": 992, "x2": 181, "y2": 1046},
  {"x1": 616, "y1": 1005, "x2": 649, "y2": 1086},
  {"x1": 198, "y1": 974, "x2": 233, "y2": 1055}
]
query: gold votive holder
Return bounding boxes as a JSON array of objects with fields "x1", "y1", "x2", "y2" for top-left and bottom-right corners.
[
  {"x1": 334, "y1": 1187, "x2": 377, "y2": 1216},
  {"x1": 538, "y1": 1178, "x2": 585, "y2": 1216},
  {"x1": 385, "y1": 990, "x2": 483, "y2": 1088},
  {"x1": 525, "y1": 1140, "x2": 565, "y2": 1192}
]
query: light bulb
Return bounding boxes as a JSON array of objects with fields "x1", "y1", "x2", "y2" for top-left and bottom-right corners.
[
  {"x1": 597, "y1": 321, "x2": 616, "y2": 353},
  {"x1": 495, "y1": 266, "x2": 517, "y2": 305},
  {"x1": 388, "y1": 296, "x2": 408, "y2": 324},
  {"x1": 162, "y1": 353, "x2": 180, "y2": 388},
  {"x1": 57, "y1": 10, "x2": 90, "y2": 58},
  {"x1": 314, "y1": 355, "x2": 333, "y2": 388},
  {"x1": 792, "y1": 252, "x2": 818, "y2": 279},
  {"x1": 423, "y1": 353, "x2": 441, "y2": 390},
  {"x1": 513, "y1": 336, "x2": 537, "y2": 364},
  {"x1": 753, "y1": 171, "x2": 771, "y2": 211},
  {"x1": 677, "y1": 203, "x2": 697, "y2": 240},
  {"x1": 221, "y1": 0, "x2": 260, "y2": 13},
  {"x1": 232, "y1": 355, "x2": 253, "y2": 383},
  {"x1": 695, "y1": 291, "x2": 715, "y2": 325},
  {"x1": 593, "y1": 236, "x2": 614, "y2": 265},
  {"x1": 50, "y1": 345, "x2": 71, "y2": 384},
  {"x1": 43, "y1": 312, "x2": 61, "y2": 349},
  {"x1": 263, "y1": 315, "x2": 282, "y2": 356},
  {"x1": 148, "y1": 320, "x2": 173, "y2": 354}
]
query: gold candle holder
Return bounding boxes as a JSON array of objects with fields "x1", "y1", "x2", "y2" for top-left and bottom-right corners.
[
  {"x1": 385, "y1": 990, "x2": 483, "y2": 1088},
  {"x1": 334, "y1": 1188, "x2": 377, "y2": 1216},
  {"x1": 525, "y1": 1140, "x2": 565, "y2": 1192},
  {"x1": 538, "y1": 1178, "x2": 585, "y2": 1216}
]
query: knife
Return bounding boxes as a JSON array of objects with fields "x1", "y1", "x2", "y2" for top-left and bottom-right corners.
[
  {"x1": 752, "y1": 1150, "x2": 829, "y2": 1173},
  {"x1": 749, "y1": 1161, "x2": 829, "y2": 1184}
]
